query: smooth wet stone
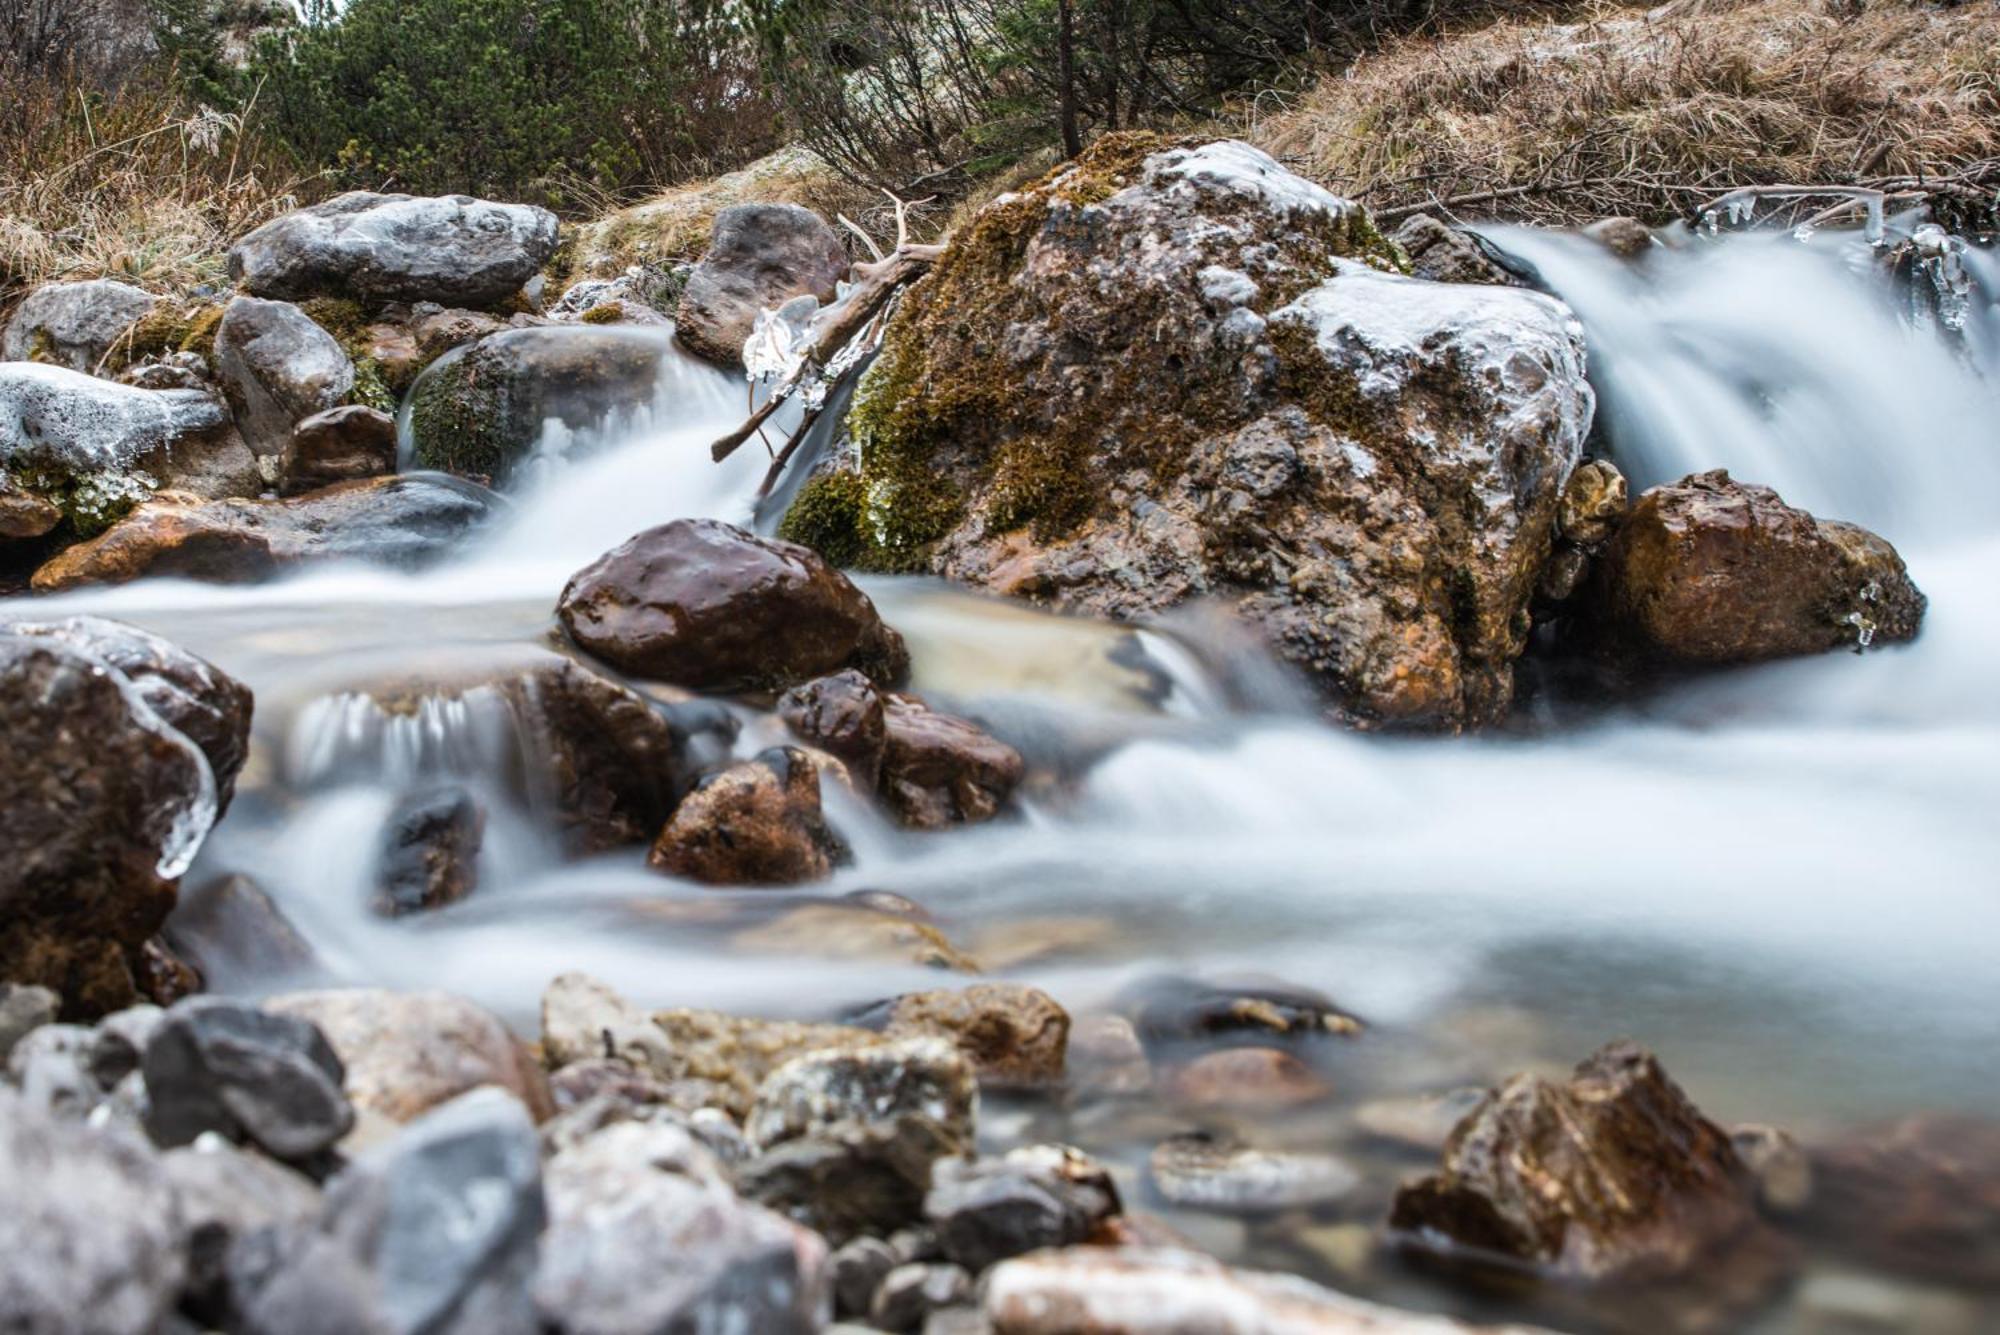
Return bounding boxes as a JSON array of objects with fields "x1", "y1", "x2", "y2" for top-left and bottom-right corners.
[
  {"x1": 1390, "y1": 1042, "x2": 1782, "y2": 1294},
  {"x1": 0, "y1": 1087, "x2": 187, "y2": 1333},
  {"x1": 731, "y1": 902, "x2": 982, "y2": 972},
  {"x1": 266, "y1": 988, "x2": 553, "y2": 1125},
  {"x1": 1583, "y1": 217, "x2": 1655, "y2": 258},
  {"x1": 0, "y1": 632, "x2": 217, "y2": 1014},
  {"x1": 872, "y1": 1262, "x2": 972, "y2": 1333},
  {"x1": 374, "y1": 786, "x2": 484, "y2": 916},
  {"x1": 32, "y1": 474, "x2": 500, "y2": 590},
  {"x1": 141, "y1": 996, "x2": 354, "y2": 1160},
  {"x1": 778, "y1": 669, "x2": 888, "y2": 790},
  {"x1": 880, "y1": 693, "x2": 1025, "y2": 829},
  {"x1": 1067, "y1": 1014, "x2": 1154, "y2": 1099},
  {"x1": 675, "y1": 202, "x2": 849, "y2": 367},
  {"x1": 535, "y1": 1119, "x2": 828, "y2": 1334},
  {"x1": 229, "y1": 191, "x2": 560, "y2": 306},
  {"x1": 0, "y1": 984, "x2": 60, "y2": 1065},
  {"x1": 648, "y1": 746, "x2": 843, "y2": 886},
  {"x1": 1557, "y1": 458, "x2": 1628, "y2": 547},
  {"x1": 983, "y1": 1246, "x2": 1559, "y2": 1333},
  {"x1": 279, "y1": 403, "x2": 397, "y2": 495},
  {"x1": 1160, "y1": 1046, "x2": 1333, "y2": 1112},
  {"x1": 558, "y1": 517, "x2": 909, "y2": 692},
  {"x1": 926, "y1": 1144, "x2": 1121, "y2": 1273},
  {"x1": 230, "y1": 1087, "x2": 545, "y2": 1335},
  {"x1": 860, "y1": 982, "x2": 1069, "y2": 1091},
  {"x1": 1149, "y1": 1133, "x2": 1359, "y2": 1215},
  {"x1": 832, "y1": 1235, "x2": 899, "y2": 1317},
  {"x1": 162, "y1": 874, "x2": 319, "y2": 986},
  {"x1": 1803, "y1": 1113, "x2": 2000, "y2": 1287},
  {"x1": 213, "y1": 295, "x2": 355, "y2": 455},
  {"x1": 164, "y1": 1139, "x2": 322, "y2": 1316},
  {"x1": 1586, "y1": 468, "x2": 1925, "y2": 664},
  {"x1": 2, "y1": 278, "x2": 157, "y2": 370}
]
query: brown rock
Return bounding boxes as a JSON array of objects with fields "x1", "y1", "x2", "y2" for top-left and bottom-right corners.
[
  {"x1": 1583, "y1": 217, "x2": 1655, "y2": 259},
  {"x1": 372, "y1": 787, "x2": 484, "y2": 917},
  {"x1": 868, "y1": 982, "x2": 1068, "y2": 1090},
  {"x1": 1587, "y1": 469, "x2": 1925, "y2": 664},
  {"x1": 1388, "y1": 1042, "x2": 1776, "y2": 1287},
  {"x1": 1391, "y1": 214, "x2": 1519, "y2": 286},
  {"x1": 278, "y1": 404, "x2": 398, "y2": 496},
  {"x1": 31, "y1": 475, "x2": 498, "y2": 591},
  {"x1": 1557, "y1": 458, "x2": 1628, "y2": 547},
  {"x1": 1732, "y1": 1124, "x2": 1813, "y2": 1217},
  {"x1": 1803, "y1": 1113, "x2": 2000, "y2": 1287},
  {"x1": 880, "y1": 695, "x2": 1024, "y2": 829},
  {"x1": 559, "y1": 517, "x2": 908, "y2": 692},
  {"x1": 1160, "y1": 1047, "x2": 1331, "y2": 1112},
  {"x1": 648, "y1": 747, "x2": 843, "y2": 886},
  {"x1": 778, "y1": 669, "x2": 887, "y2": 791},
  {"x1": 675, "y1": 202, "x2": 849, "y2": 367},
  {"x1": 264, "y1": 988, "x2": 554, "y2": 1124},
  {"x1": 0, "y1": 479, "x2": 63, "y2": 539}
]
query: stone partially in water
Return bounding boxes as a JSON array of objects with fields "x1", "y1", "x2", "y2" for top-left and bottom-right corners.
[
  {"x1": 1149, "y1": 1133, "x2": 1360, "y2": 1216},
  {"x1": 729, "y1": 902, "x2": 981, "y2": 973},
  {"x1": 279, "y1": 404, "x2": 398, "y2": 496},
  {"x1": 559, "y1": 517, "x2": 909, "y2": 692},
  {"x1": 373, "y1": 786, "x2": 485, "y2": 917},
  {"x1": 213, "y1": 296, "x2": 355, "y2": 456},
  {"x1": 778, "y1": 669, "x2": 888, "y2": 790},
  {"x1": 1802, "y1": 1113, "x2": 2000, "y2": 1287},
  {"x1": 229, "y1": 191, "x2": 560, "y2": 307},
  {"x1": 1392, "y1": 215, "x2": 1519, "y2": 287},
  {"x1": 648, "y1": 746, "x2": 844, "y2": 886},
  {"x1": 1584, "y1": 469, "x2": 1925, "y2": 664},
  {"x1": 675, "y1": 202, "x2": 850, "y2": 367},
  {"x1": 31, "y1": 474, "x2": 500, "y2": 591},
  {"x1": 880, "y1": 693, "x2": 1025, "y2": 829},
  {"x1": 1160, "y1": 1046, "x2": 1333, "y2": 1112},
  {"x1": 1389, "y1": 1042, "x2": 1782, "y2": 1293},
  {"x1": 870, "y1": 1261, "x2": 972, "y2": 1332},
  {"x1": 141, "y1": 996, "x2": 354, "y2": 1160}
]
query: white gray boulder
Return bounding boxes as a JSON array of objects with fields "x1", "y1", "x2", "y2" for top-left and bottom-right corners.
[
  {"x1": 1, "y1": 279, "x2": 158, "y2": 370},
  {"x1": 229, "y1": 192, "x2": 561, "y2": 307},
  {"x1": 675, "y1": 202, "x2": 849, "y2": 367},
  {"x1": 214, "y1": 296, "x2": 355, "y2": 455}
]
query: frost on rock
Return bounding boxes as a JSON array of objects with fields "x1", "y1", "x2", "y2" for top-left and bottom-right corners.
[
  {"x1": 0, "y1": 363, "x2": 227, "y2": 477},
  {"x1": 1148, "y1": 140, "x2": 1357, "y2": 221}
]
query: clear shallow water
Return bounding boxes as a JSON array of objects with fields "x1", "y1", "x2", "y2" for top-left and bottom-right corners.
[{"x1": 12, "y1": 225, "x2": 2000, "y2": 1326}]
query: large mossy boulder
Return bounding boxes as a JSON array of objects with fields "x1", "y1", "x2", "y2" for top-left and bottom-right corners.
[
  {"x1": 781, "y1": 136, "x2": 1594, "y2": 729},
  {"x1": 404, "y1": 326, "x2": 676, "y2": 486}
]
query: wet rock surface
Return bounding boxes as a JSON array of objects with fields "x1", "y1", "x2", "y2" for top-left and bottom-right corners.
[
  {"x1": 858, "y1": 982, "x2": 1070, "y2": 1090},
  {"x1": 142, "y1": 997, "x2": 354, "y2": 1160},
  {"x1": 675, "y1": 202, "x2": 850, "y2": 366},
  {"x1": 279, "y1": 403, "x2": 398, "y2": 495},
  {"x1": 1584, "y1": 469, "x2": 1925, "y2": 664},
  {"x1": 213, "y1": 296, "x2": 356, "y2": 455},
  {"x1": 374, "y1": 787, "x2": 485, "y2": 916},
  {"x1": 880, "y1": 693, "x2": 1025, "y2": 828},
  {"x1": 162, "y1": 874, "x2": 320, "y2": 987},
  {"x1": 559, "y1": 517, "x2": 909, "y2": 691},
  {"x1": 229, "y1": 191, "x2": 560, "y2": 307},
  {"x1": 778, "y1": 669, "x2": 888, "y2": 789},
  {"x1": 648, "y1": 746, "x2": 844, "y2": 886},
  {"x1": 2, "y1": 278, "x2": 158, "y2": 370},
  {"x1": 32, "y1": 474, "x2": 500, "y2": 590}
]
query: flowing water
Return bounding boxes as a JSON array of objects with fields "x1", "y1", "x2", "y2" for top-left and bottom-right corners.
[{"x1": 12, "y1": 226, "x2": 2000, "y2": 1329}]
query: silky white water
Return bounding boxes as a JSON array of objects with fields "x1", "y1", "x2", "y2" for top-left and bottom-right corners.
[{"x1": 16, "y1": 227, "x2": 2000, "y2": 1158}]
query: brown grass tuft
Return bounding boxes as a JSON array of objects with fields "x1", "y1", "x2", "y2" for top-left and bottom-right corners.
[{"x1": 1246, "y1": 0, "x2": 2000, "y2": 227}]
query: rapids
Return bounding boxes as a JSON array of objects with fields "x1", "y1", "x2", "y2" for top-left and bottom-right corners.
[{"x1": 10, "y1": 224, "x2": 1999, "y2": 1325}]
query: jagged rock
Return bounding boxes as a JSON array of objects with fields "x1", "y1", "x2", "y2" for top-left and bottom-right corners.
[
  {"x1": 778, "y1": 670, "x2": 888, "y2": 790},
  {"x1": 536, "y1": 1119, "x2": 828, "y2": 1334},
  {"x1": 32, "y1": 474, "x2": 499, "y2": 590},
  {"x1": 1389, "y1": 1042, "x2": 1782, "y2": 1291},
  {"x1": 279, "y1": 404, "x2": 398, "y2": 495},
  {"x1": 0, "y1": 632, "x2": 220, "y2": 1014},
  {"x1": 213, "y1": 296, "x2": 355, "y2": 455},
  {"x1": 1391, "y1": 214, "x2": 1519, "y2": 286},
  {"x1": 858, "y1": 983, "x2": 1069, "y2": 1090},
  {"x1": 141, "y1": 996, "x2": 354, "y2": 1159},
  {"x1": 1802, "y1": 1113, "x2": 2000, "y2": 1287},
  {"x1": 0, "y1": 984, "x2": 59, "y2": 1065},
  {"x1": 560, "y1": 517, "x2": 909, "y2": 691},
  {"x1": 0, "y1": 614, "x2": 253, "y2": 812},
  {"x1": 648, "y1": 746, "x2": 843, "y2": 886},
  {"x1": 162, "y1": 874, "x2": 319, "y2": 987},
  {"x1": 783, "y1": 136, "x2": 1592, "y2": 729},
  {"x1": 374, "y1": 787, "x2": 484, "y2": 916},
  {"x1": 872, "y1": 1262, "x2": 972, "y2": 1332},
  {"x1": 229, "y1": 1088, "x2": 545, "y2": 1335},
  {"x1": 984, "y1": 1247, "x2": 1558, "y2": 1333},
  {"x1": 229, "y1": 191, "x2": 560, "y2": 307},
  {"x1": 404, "y1": 325, "x2": 675, "y2": 485},
  {"x1": 265, "y1": 989, "x2": 553, "y2": 1125},
  {"x1": 675, "y1": 202, "x2": 850, "y2": 366},
  {"x1": 1149, "y1": 1133, "x2": 1359, "y2": 1215},
  {"x1": 926, "y1": 1145, "x2": 1120, "y2": 1272},
  {"x1": 2, "y1": 278, "x2": 158, "y2": 370},
  {"x1": 163, "y1": 1140, "x2": 322, "y2": 1317},
  {"x1": 1557, "y1": 458, "x2": 1628, "y2": 547},
  {"x1": 1584, "y1": 469, "x2": 1925, "y2": 664},
  {"x1": 0, "y1": 1087, "x2": 187, "y2": 1334},
  {"x1": 879, "y1": 693, "x2": 1024, "y2": 828}
]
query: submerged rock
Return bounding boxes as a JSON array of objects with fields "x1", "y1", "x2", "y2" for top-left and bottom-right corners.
[
  {"x1": 559, "y1": 517, "x2": 909, "y2": 691},
  {"x1": 1127, "y1": 974, "x2": 1364, "y2": 1049},
  {"x1": 373, "y1": 786, "x2": 485, "y2": 917},
  {"x1": 0, "y1": 631, "x2": 221, "y2": 1014},
  {"x1": 0, "y1": 1087, "x2": 187, "y2": 1334},
  {"x1": 1584, "y1": 469, "x2": 1925, "y2": 664},
  {"x1": 675, "y1": 202, "x2": 850, "y2": 366},
  {"x1": 404, "y1": 325, "x2": 675, "y2": 485},
  {"x1": 2, "y1": 278, "x2": 158, "y2": 370},
  {"x1": 648, "y1": 746, "x2": 844, "y2": 886},
  {"x1": 1160, "y1": 1046, "x2": 1333, "y2": 1112},
  {"x1": 162, "y1": 873, "x2": 319, "y2": 987},
  {"x1": 32, "y1": 473, "x2": 499, "y2": 590},
  {"x1": 784, "y1": 136, "x2": 1592, "y2": 729},
  {"x1": 229, "y1": 191, "x2": 560, "y2": 307},
  {"x1": 142, "y1": 996, "x2": 354, "y2": 1159},
  {"x1": 1802, "y1": 1113, "x2": 2000, "y2": 1287},
  {"x1": 213, "y1": 295, "x2": 356, "y2": 455},
  {"x1": 729, "y1": 902, "x2": 982, "y2": 973},
  {"x1": 1389, "y1": 1042, "x2": 1781, "y2": 1291},
  {"x1": 279, "y1": 404, "x2": 398, "y2": 495}
]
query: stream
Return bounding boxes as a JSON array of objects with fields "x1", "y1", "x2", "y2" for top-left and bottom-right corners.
[{"x1": 10, "y1": 225, "x2": 1999, "y2": 1330}]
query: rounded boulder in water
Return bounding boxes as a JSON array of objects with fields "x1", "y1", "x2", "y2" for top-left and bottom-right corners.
[{"x1": 558, "y1": 517, "x2": 909, "y2": 692}]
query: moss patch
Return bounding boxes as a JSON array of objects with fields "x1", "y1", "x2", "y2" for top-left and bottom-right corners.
[{"x1": 102, "y1": 300, "x2": 224, "y2": 372}]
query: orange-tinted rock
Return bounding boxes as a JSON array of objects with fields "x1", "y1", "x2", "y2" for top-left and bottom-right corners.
[
  {"x1": 648, "y1": 747, "x2": 843, "y2": 886},
  {"x1": 867, "y1": 982, "x2": 1069, "y2": 1090}
]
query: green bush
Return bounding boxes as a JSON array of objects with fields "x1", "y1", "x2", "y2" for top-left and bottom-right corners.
[{"x1": 251, "y1": 0, "x2": 775, "y2": 205}]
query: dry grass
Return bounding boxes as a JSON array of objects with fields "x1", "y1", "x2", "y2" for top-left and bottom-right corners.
[
  {"x1": 0, "y1": 66, "x2": 315, "y2": 312},
  {"x1": 1247, "y1": 0, "x2": 2000, "y2": 227}
]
